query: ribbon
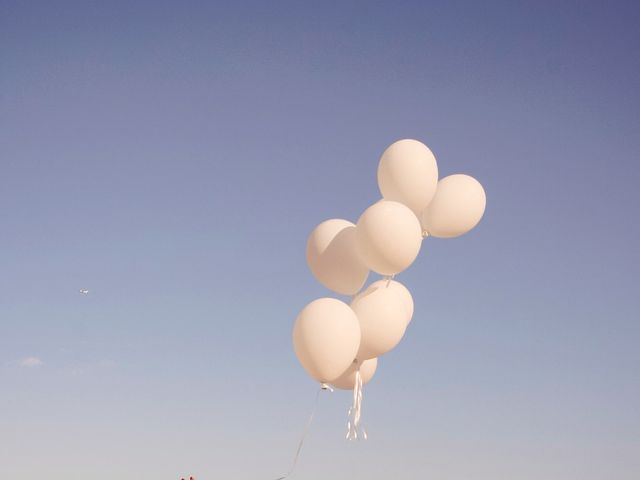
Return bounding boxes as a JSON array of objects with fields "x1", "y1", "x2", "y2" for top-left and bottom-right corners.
[
  {"x1": 274, "y1": 383, "x2": 333, "y2": 480},
  {"x1": 346, "y1": 369, "x2": 367, "y2": 440}
]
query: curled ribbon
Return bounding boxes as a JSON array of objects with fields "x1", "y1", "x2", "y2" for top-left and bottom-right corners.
[{"x1": 346, "y1": 369, "x2": 367, "y2": 440}]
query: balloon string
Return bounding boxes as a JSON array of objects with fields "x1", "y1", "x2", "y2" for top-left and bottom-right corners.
[
  {"x1": 346, "y1": 369, "x2": 367, "y2": 440},
  {"x1": 385, "y1": 274, "x2": 395, "y2": 287},
  {"x1": 274, "y1": 383, "x2": 333, "y2": 480}
]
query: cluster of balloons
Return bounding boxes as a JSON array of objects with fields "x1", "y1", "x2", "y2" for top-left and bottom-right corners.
[{"x1": 293, "y1": 139, "x2": 486, "y2": 392}]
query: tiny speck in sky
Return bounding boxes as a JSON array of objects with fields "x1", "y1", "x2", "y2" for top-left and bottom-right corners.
[{"x1": 79, "y1": 289, "x2": 89, "y2": 294}]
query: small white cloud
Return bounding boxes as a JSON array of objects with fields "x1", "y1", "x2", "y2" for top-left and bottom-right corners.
[{"x1": 19, "y1": 356, "x2": 44, "y2": 368}]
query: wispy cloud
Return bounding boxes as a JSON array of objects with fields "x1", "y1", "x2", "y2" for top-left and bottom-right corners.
[{"x1": 19, "y1": 356, "x2": 44, "y2": 368}]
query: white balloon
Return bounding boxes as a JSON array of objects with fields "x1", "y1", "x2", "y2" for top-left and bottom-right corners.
[
  {"x1": 356, "y1": 200, "x2": 422, "y2": 276},
  {"x1": 368, "y1": 279, "x2": 414, "y2": 324},
  {"x1": 351, "y1": 282, "x2": 408, "y2": 360},
  {"x1": 421, "y1": 174, "x2": 486, "y2": 238},
  {"x1": 292, "y1": 298, "x2": 361, "y2": 383},
  {"x1": 331, "y1": 358, "x2": 378, "y2": 390},
  {"x1": 378, "y1": 139, "x2": 439, "y2": 214},
  {"x1": 306, "y1": 219, "x2": 369, "y2": 296}
]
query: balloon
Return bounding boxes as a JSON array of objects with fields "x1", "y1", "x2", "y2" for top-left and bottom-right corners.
[
  {"x1": 351, "y1": 282, "x2": 408, "y2": 360},
  {"x1": 356, "y1": 200, "x2": 422, "y2": 276},
  {"x1": 306, "y1": 219, "x2": 369, "y2": 296},
  {"x1": 368, "y1": 279, "x2": 414, "y2": 324},
  {"x1": 331, "y1": 358, "x2": 378, "y2": 390},
  {"x1": 292, "y1": 298, "x2": 361, "y2": 383},
  {"x1": 377, "y1": 139, "x2": 439, "y2": 214},
  {"x1": 421, "y1": 174, "x2": 486, "y2": 238}
]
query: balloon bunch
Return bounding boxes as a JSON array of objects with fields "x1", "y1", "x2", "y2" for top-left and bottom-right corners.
[{"x1": 292, "y1": 139, "x2": 486, "y2": 438}]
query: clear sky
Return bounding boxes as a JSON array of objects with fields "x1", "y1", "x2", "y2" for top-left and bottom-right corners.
[{"x1": 1, "y1": 1, "x2": 639, "y2": 479}]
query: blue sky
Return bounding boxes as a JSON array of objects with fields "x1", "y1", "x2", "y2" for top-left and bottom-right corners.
[{"x1": 1, "y1": 1, "x2": 639, "y2": 479}]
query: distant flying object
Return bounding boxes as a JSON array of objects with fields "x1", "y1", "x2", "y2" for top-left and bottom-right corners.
[{"x1": 79, "y1": 289, "x2": 89, "y2": 294}]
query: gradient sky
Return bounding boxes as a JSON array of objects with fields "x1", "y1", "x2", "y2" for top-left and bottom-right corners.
[{"x1": 1, "y1": 1, "x2": 639, "y2": 479}]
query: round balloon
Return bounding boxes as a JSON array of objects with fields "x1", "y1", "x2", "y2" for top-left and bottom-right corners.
[
  {"x1": 421, "y1": 174, "x2": 486, "y2": 238},
  {"x1": 306, "y1": 219, "x2": 369, "y2": 296},
  {"x1": 356, "y1": 200, "x2": 422, "y2": 276},
  {"x1": 378, "y1": 139, "x2": 439, "y2": 214},
  {"x1": 331, "y1": 358, "x2": 378, "y2": 390},
  {"x1": 292, "y1": 298, "x2": 361, "y2": 383},
  {"x1": 367, "y1": 279, "x2": 414, "y2": 324},
  {"x1": 351, "y1": 282, "x2": 408, "y2": 360}
]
